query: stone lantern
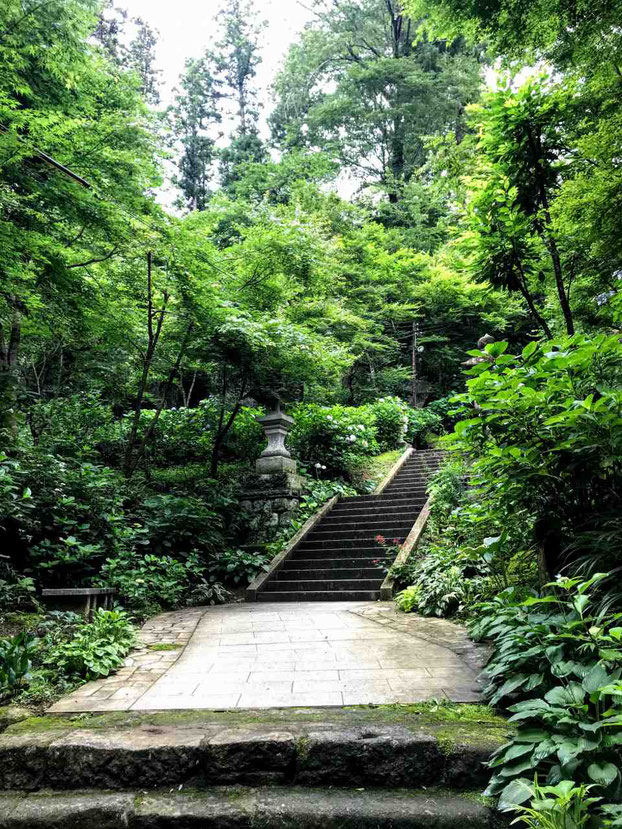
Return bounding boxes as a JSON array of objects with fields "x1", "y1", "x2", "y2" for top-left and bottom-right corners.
[
  {"x1": 238, "y1": 400, "x2": 303, "y2": 538},
  {"x1": 255, "y1": 408, "x2": 297, "y2": 475}
]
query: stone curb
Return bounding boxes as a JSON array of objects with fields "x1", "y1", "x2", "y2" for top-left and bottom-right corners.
[
  {"x1": 0, "y1": 721, "x2": 503, "y2": 792},
  {"x1": 0, "y1": 786, "x2": 506, "y2": 828}
]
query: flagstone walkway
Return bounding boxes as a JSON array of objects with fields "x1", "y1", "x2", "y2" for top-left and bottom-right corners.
[{"x1": 49, "y1": 602, "x2": 486, "y2": 713}]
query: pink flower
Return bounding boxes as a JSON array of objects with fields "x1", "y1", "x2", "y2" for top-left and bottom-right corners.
[{"x1": 375, "y1": 534, "x2": 385, "y2": 545}]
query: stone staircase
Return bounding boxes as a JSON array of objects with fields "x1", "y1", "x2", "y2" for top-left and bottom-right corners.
[
  {"x1": 0, "y1": 707, "x2": 508, "y2": 827},
  {"x1": 258, "y1": 449, "x2": 444, "y2": 602}
]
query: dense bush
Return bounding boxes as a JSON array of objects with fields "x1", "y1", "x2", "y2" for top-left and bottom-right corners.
[
  {"x1": 450, "y1": 334, "x2": 622, "y2": 600},
  {"x1": 404, "y1": 406, "x2": 443, "y2": 447},
  {"x1": 122, "y1": 402, "x2": 264, "y2": 467},
  {"x1": 131, "y1": 492, "x2": 225, "y2": 560},
  {"x1": 289, "y1": 403, "x2": 379, "y2": 478},
  {"x1": 471, "y1": 575, "x2": 622, "y2": 825},
  {"x1": 0, "y1": 559, "x2": 37, "y2": 613},
  {"x1": 207, "y1": 547, "x2": 271, "y2": 586},
  {"x1": 99, "y1": 551, "x2": 204, "y2": 615},
  {"x1": 394, "y1": 459, "x2": 536, "y2": 617},
  {"x1": 1, "y1": 608, "x2": 136, "y2": 703},
  {"x1": 289, "y1": 399, "x2": 443, "y2": 479},
  {"x1": 364, "y1": 397, "x2": 408, "y2": 450}
]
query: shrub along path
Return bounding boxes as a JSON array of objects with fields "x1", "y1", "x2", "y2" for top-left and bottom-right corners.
[{"x1": 49, "y1": 601, "x2": 486, "y2": 712}]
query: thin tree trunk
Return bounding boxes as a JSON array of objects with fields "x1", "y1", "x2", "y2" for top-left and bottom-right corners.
[
  {"x1": 123, "y1": 252, "x2": 168, "y2": 476},
  {"x1": 526, "y1": 127, "x2": 574, "y2": 335},
  {"x1": 0, "y1": 311, "x2": 21, "y2": 437},
  {"x1": 127, "y1": 322, "x2": 194, "y2": 477},
  {"x1": 209, "y1": 369, "x2": 247, "y2": 478}
]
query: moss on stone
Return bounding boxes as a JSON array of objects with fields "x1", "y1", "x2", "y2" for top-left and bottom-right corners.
[
  {"x1": 147, "y1": 643, "x2": 181, "y2": 651},
  {"x1": 4, "y1": 702, "x2": 510, "y2": 745}
]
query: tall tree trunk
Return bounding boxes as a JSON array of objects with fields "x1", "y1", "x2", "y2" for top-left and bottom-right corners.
[
  {"x1": 123, "y1": 252, "x2": 168, "y2": 477},
  {"x1": 209, "y1": 368, "x2": 247, "y2": 478},
  {"x1": 511, "y1": 248, "x2": 553, "y2": 339},
  {"x1": 526, "y1": 127, "x2": 575, "y2": 336},
  {"x1": 127, "y1": 322, "x2": 194, "y2": 478},
  {"x1": 0, "y1": 311, "x2": 21, "y2": 437}
]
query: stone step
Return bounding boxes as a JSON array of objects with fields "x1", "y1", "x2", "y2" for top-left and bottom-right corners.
[
  {"x1": 329, "y1": 503, "x2": 424, "y2": 517},
  {"x1": 310, "y1": 520, "x2": 415, "y2": 534},
  {"x1": 0, "y1": 715, "x2": 500, "y2": 793},
  {"x1": 258, "y1": 589, "x2": 380, "y2": 601},
  {"x1": 338, "y1": 494, "x2": 426, "y2": 505},
  {"x1": 263, "y1": 578, "x2": 383, "y2": 592},
  {"x1": 0, "y1": 787, "x2": 499, "y2": 827},
  {"x1": 296, "y1": 538, "x2": 405, "y2": 551},
  {"x1": 275, "y1": 567, "x2": 382, "y2": 580},
  {"x1": 306, "y1": 525, "x2": 413, "y2": 540},
  {"x1": 321, "y1": 513, "x2": 421, "y2": 527},
  {"x1": 281, "y1": 557, "x2": 385, "y2": 570}
]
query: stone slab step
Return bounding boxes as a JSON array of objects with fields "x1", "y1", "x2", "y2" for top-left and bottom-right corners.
[
  {"x1": 296, "y1": 538, "x2": 405, "y2": 551},
  {"x1": 0, "y1": 787, "x2": 499, "y2": 827},
  {"x1": 329, "y1": 504, "x2": 424, "y2": 517},
  {"x1": 281, "y1": 557, "x2": 386, "y2": 570},
  {"x1": 321, "y1": 513, "x2": 419, "y2": 527},
  {"x1": 258, "y1": 589, "x2": 380, "y2": 601},
  {"x1": 274, "y1": 559, "x2": 384, "y2": 581},
  {"x1": 275, "y1": 567, "x2": 381, "y2": 580},
  {"x1": 338, "y1": 494, "x2": 425, "y2": 505},
  {"x1": 306, "y1": 526, "x2": 413, "y2": 540},
  {"x1": 263, "y1": 578, "x2": 383, "y2": 592},
  {"x1": 0, "y1": 716, "x2": 501, "y2": 792}
]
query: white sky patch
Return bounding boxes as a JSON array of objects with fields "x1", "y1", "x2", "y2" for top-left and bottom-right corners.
[{"x1": 121, "y1": 0, "x2": 313, "y2": 114}]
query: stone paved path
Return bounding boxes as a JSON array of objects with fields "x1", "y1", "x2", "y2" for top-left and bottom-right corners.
[{"x1": 49, "y1": 602, "x2": 485, "y2": 713}]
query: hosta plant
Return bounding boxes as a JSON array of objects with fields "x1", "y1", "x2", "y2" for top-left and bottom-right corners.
[{"x1": 470, "y1": 574, "x2": 622, "y2": 824}]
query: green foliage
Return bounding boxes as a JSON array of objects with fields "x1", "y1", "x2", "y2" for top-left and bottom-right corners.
[
  {"x1": 395, "y1": 458, "x2": 536, "y2": 617},
  {"x1": 290, "y1": 403, "x2": 379, "y2": 478},
  {"x1": 48, "y1": 608, "x2": 135, "y2": 681},
  {"x1": 0, "y1": 631, "x2": 38, "y2": 698},
  {"x1": 365, "y1": 397, "x2": 408, "y2": 450},
  {"x1": 99, "y1": 552, "x2": 202, "y2": 615},
  {"x1": 462, "y1": 76, "x2": 575, "y2": 336},
  {"x1": 208, "y1": 548, "x2": 271, "y2": 587},
  {"x1": 0, "y1": 559, "x2": 37, "y2": 614},
  {"x1": 508, "y1": 780, "x2": 597, "y2": 829},
  {"x1": 272, "y1": 0, "x2": 482, "y2": 222},
  {"x1": 396, "y1": 556, "x2": 470, "y2": 617},
  {"x1": 186, "y1": 580, "x2": 233, "y2": 607},
  {"x1": 449, "y1": 334, "x2": 622, "y2": 594},
  {"x1": 395, "y1": 585, "x2": 422, "y2": 613},
  {"x1": 405, "y1": 407, "x2": 443, "y2": 448},
  {"x1": 133, "y1": 492, "x2": 224, "y2": 560},
  {"x1": 470, "y1": 576, "x2": 622, "y2": 824}
]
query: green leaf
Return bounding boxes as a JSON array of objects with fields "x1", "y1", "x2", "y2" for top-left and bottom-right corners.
[
  {"x1": 521, "y1": 342, "x2": 537, "y2": 359},
  {"x1": 583, "y1": 663, "x2": 611, "y2": 694},
  {"x1": 587, "y1": 762, "x2": 618, "y2": 786},
  {"x1": 544, "y1": 683, "x2": 586, "y2": 706},
  {"x1": 497, "y1": 778, "x2": 534, "y2": 811}
]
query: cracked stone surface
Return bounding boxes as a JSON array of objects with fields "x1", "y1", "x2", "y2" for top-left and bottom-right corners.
[{"x1": 49, "y1": 602, "x2": 484, "y2": 712}]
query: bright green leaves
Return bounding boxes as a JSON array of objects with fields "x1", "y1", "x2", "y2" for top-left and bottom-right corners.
[{"x1": 472, "y1": 578, "x2": 622, "y2": 817}]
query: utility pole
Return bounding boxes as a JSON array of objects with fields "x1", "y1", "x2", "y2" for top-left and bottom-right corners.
[{"x1": 411, "y1": 321, "x2": 418, "y2": 408}]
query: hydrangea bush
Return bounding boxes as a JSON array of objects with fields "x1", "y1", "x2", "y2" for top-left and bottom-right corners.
[{"x1": 289, "y1": 403, "x2": 379, "y2": 478}]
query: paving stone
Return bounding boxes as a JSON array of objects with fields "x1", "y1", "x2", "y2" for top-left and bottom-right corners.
[{"x1": 48, "y1": 601, "x2": 483, "y2": 712}]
